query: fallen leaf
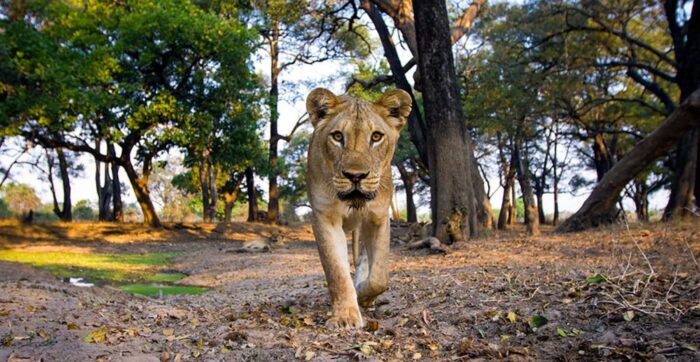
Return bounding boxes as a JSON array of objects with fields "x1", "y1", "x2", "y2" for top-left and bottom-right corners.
[
  {"x1": 507, "y1": 311, "x2": 516, "y2": 323},
  {"x1": 500, "y1": 335, "x2": 510, "y2": 341},
  {"x1": 412, "y1": 352, "x2": 422, "y2": 360},
  {"x1": 427, "y1": 343, "x2": 439, "y2": 351},
  {"x1": 366, "y1": 320, "x2": 379, "y2": 332},
  {"x1": 622, "y1": 311, "x2": 634, "y2": 321},
  {"x1": 162, "y1": 329, "x2": 174, "y2": 336},
  {"x1": 586, "y1": 274, "x2": 608, "y2": 285},
  {"x1": 527, "y1": 315, "x2": 548, "y2": 331},
  {"x1": 304, "y1": 351, "x2": 316, "y2": 360},
  {"x1": 557, "y1": 328, "x2": 567, "y2": 337},
  {"x1": 84, "y1": 326, "x2": 108, "y2": 344},
  {"x1": 67, "y1": 323, "x2": 79, "y2": 330}
]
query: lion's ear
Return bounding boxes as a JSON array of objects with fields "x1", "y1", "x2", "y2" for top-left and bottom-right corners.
[
  {"x1": 306, "y1": 88, "x2": 339, "y2": 128},
  {"x1": 376, "y1": 89, "x2": 412, "y2": 130}
]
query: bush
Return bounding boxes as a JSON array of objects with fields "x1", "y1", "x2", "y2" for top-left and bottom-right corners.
[
  {"x1": 73, "y1": 200, "x2": 95, "y2": 221},
  {"x1": 0, "y1": 199, "x2": 12, "y2": 219}
]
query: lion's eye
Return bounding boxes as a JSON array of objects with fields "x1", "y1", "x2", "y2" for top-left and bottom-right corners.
[
  {"x1": 371, "y1": 132, "x2": 384, "y2": 143},
  {"x1": 331, "y1": 131, "x2": 344, "y2": 143}
]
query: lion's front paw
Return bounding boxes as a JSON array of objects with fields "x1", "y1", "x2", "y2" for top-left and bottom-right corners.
[{"x1": 325, "y1": 304, "x2": 363, "y2": 330}]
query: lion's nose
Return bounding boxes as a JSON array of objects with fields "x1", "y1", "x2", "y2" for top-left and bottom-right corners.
[{"x1": 342, "y1": 170, "x2": 369, "y2": 183}]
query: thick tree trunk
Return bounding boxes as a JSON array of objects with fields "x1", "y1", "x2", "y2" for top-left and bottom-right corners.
[
  {"x1": 362, "y1": 1, "x2": 429, "y2": 167},
  {"x1": 209, "y1": 160, "x2": 218, "y2": 221},
  {"x1": 95, "y1": 139, "x2": 113, "y2": 221},
  {"x1": 223, "y1": 175, "x2": 244, "y2": 223},
  {"x1": 56, "y1": 147, "x2": 72, "y2": 222},
  {"x1": 122, "y1": 161, "x2": 161, "y2": 227},
  {"x1": 414, "y1": 0, "x2": 477, "y2": 242},
  {"x1": 557, "y1": 89, "x2": 700, "y2": 232},
  {"x1": 536, "y1": 191, "x2": 545, "y2": 225},
  {"x1": 664, "y1": 128, "x2": 698, "y2": 219},
  {"x1": 267, "y1": 21, "x2": 281, "y2": 224},
  {"x1": 496, "y1": 134, "x2": 514, "y2": 230},
  {"x1": 396, "y1": 162, "x2": 418, "y2": 223},
  {"x1": 108, "y1": 144, "x2": 123, "y2": 222},
  {"x1": 471, "y1": 153, "x2": 495, "y2": 231},
  {"x1": 509, "y1": 183, "x2": 517, "y2": 225},
  {"x1": 200, "y1": 158, "x2": 212, "y2": 222},
  {"x1": 665, "y1": 1, "x2": 700, "y2": 219},
  {"x1": 245, "y1": 167, "x2": 259, "y2": 222},
  {"x1": 592, "y1": 132, "x2": 614, "y2": 181},
  {"x1": 513, "y1": 137, "x2": 539, "y2": 236}
]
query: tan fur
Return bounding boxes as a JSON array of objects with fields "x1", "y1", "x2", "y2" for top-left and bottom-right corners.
[{"x1": 306, "y1": 88, "x2": 411, "y2": 329}]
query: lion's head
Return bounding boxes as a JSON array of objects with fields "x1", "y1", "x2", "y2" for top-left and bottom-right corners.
[{"x1": 306, "y1": 88, "x2": 412, "y2": 209}]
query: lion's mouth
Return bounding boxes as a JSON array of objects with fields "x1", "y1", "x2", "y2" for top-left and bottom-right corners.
[{"x1": 337, "y1": 189, "x2": 376, "y2": 209}]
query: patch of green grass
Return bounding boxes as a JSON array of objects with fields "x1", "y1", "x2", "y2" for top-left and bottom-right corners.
[
  {"x1": 149, "y1": 272, "x2": 187, "y2": 283},
  {"x1": 0, "y1": 249, "x2": 180, "y2": 284},
  {"x1": 119, "y1": 284, "x2": 208, "y2": 297}
]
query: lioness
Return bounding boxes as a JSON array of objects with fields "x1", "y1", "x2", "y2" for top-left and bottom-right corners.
[{"x1": 306, "y1": 87, "x2": 411, "y2": 329}]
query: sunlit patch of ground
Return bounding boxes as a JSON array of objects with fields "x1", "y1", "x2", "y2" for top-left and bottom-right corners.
[{"x1": 0, "y1": 220, "x2": 698, "y2": 361}]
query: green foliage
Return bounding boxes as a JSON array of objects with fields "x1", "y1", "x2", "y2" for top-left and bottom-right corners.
[
  {"x1": 0, "y1": 199, "x2": 12, "y2": 219},
  {"x1": 279, "y1": 130, "x2": 311, "y2": 206},
  {"x1": 0, "y1": 183, "x2": 41, "y2": 215},
  {"x1": 73, "y1": 199, "x2": 95, "y2": 221}
]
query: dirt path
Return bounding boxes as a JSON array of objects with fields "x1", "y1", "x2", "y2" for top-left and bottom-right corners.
[{"x1": 0, "y1": 220, "x2": 698, "y2": 361}]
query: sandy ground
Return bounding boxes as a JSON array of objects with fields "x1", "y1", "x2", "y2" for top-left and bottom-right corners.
[{"x1": 0, "y1": 220, "x2": 698, "y2": 361}]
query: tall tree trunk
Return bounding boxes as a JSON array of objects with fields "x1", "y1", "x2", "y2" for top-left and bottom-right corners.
[
  {"x1": 509, "y1": 182, "x2": 517, "y2": 225},
  {"x1": 514, "y1": 136, "x2": 539, "y2": 236},
  {"x1": 56, "y1": 147, "x2": 72, "y2": 222},
  {"x1": 200, "y1": 157, "x2": 212, "y2": 222},
  {"x1": 552, "y1": 124, "x2": 560, "y2": 226},
  {"x1": 536, "y1": 191, "x2": 545, "y2": 225},
  {"x1": 665, "y1": 0, "x2": 700, "y2": 219},
  {"x1": 122, "y1": 160, "x2": 161, "y2": 227},
  {"x1": 557, "y1": 89, "x2": 700, "y2": 232},
  {"x1": 223, "y1": 175, "x2": 244, "y2": 223},
  {"x1": 592, "y1": 132, "x2": 613, "y2": 181},
  {"x1": 245, "y1": 167, "x2": 258, "y2": 222},
  {"x1": 361, "y1": 1, "x2": 429, "y2": 167},
  {"x1": 396, "y1": 162, "x2": 418, "y2": 223},
  {"x1": 413, "y1": 0, "x2": 477, "y2": 242},
  {"x1": 209, "y1": 162, "x2": 218, "y2": 221},
  {"x1": 108, "y1": 144, "x2": 123, "y2": 222},
  {"x1": 95, "y1": 139, "x2": 113, "y2": 221},
  {"x1": 496, "y1": 134, "x2": 512, "y2": 230},
  {"x1": 267, "y1": 20, "x2": 281, "y2": 224},
  {"x1": 471, "y1": 153, "x2": 495, "y2": 231},
  {"x1": 664, "y1": 128, "x2": 698, "y2": 219}
]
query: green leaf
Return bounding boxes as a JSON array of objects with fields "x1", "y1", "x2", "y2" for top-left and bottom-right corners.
[
  {"x1": 527, "y1": 315, "x2": 548, "y2": 330},
  {"x1": 586, "y1": 274, "x2": 608, "y2": 285},
  {"x1": 83, "y1": 326, "x2": 108, "y2": 343},
  {"x1": 557, "y1": 327, "x2": 568, "y2": 337}
]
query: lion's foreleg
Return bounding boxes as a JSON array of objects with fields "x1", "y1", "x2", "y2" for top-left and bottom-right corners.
[
  {"x1": 356, "y1": 218, "x2": 390, "y2": 307},
  {"x1": 312, "y1": 215, "x2": 363, "y2": 329}
]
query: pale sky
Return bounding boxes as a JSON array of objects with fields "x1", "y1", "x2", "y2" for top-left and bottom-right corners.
[{"x1": 1, "y1": 4, "x2": 670, "y2": 218}]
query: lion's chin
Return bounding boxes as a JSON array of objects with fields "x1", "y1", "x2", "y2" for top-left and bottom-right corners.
[{"x1": 337, "y1": 189, "x2": 376, "y2": 209}]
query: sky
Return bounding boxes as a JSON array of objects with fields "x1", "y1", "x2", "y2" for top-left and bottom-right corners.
[{"x1": 1, "y1": 2, "x2": 671, "y2": 218}]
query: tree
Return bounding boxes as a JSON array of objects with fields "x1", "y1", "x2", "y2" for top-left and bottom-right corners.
[
  {"x1": 557, "y1": 89, "x2": 700, "y2": 232},
  {"x1": 245, "y1": 0, "x2": 365, "y2": 223},
  {"x1": 6, "y1": 0, "x2": 258, "y2": 227},
  {"x1": 413, "y1": 0, "x2": 480, "y2": 242},
  {"x1": 0, "y1": 182, "x2": 40, "y2": 216}
]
